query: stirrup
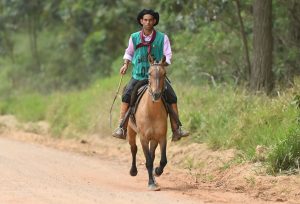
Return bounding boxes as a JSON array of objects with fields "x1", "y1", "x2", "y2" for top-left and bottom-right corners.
[
  {"x1": 171, "y1": 127, "x2": 189, "y2": 142},
  {"x1": 112, "y1": 127, "x2": 127, "y2": 140}
]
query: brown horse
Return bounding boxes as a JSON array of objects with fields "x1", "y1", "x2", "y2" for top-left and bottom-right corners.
[{"x1": 127, "y1": 55, "x2": 168, "y2": 191}]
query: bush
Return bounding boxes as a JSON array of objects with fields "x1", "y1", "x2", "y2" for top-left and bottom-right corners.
[{"x1": 267, "y1": 126, "x2": 300, "y2": 174}]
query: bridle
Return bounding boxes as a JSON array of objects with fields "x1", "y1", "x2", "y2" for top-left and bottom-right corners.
[{"x1": 148, "y1": 63, "x2": 165, "y2": 102}]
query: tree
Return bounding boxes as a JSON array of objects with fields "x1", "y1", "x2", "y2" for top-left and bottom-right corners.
[
  {"x1": 1, "y1": 0, "x2": 47, "y2": 71},
  {"x1": 286, "y1": 0, "x2": 300, "y2": 84},
  {"x1": 234, "y1": 0, "x2": 251, "y2": 81},
  {"x1": 250, "y1": 0, "x2": 274, "y2": 94},
  {"x1": 0, "y1": 4, "x2": 15, "y2": 62}
]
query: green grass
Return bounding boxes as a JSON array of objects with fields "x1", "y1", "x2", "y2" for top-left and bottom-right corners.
[
  {"x1": 267, "y1": 126, "x2": 300, "y2": 174},
  {"x1": 0, "y1": 75, "x2": 300, "y2": 172},
  {"x1": 176, "y1": 83, "x2": 298, "y2": 159},
  {"x1": 45, "y1": 75, "x2": 128, "y2": 138},
  {"x1": 0, "y1": 93, "x2": 49, "y2": 122},
  {"x1": 0, "y1": 75, "x2": 128, "y2": 138}
]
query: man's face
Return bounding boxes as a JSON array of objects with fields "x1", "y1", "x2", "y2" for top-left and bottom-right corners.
[{"x1": 140, "y1": 14, "x2": 156, "y2": 30}]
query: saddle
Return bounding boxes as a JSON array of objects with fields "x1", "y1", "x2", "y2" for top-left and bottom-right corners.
[
  {"x1": 130, "y1": 79, "x2": 168, "y2": 126},
  {"x1": 119, "y1": 80, "x2": 182, "y2": 129},
  {"x1": 129, "y1": 79, "x2": 149, "y2": 110}
]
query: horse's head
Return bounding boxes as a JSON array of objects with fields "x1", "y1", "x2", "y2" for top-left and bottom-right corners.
[{"x1": 148, "y1": 55, "x2": 167, "y2": 102}]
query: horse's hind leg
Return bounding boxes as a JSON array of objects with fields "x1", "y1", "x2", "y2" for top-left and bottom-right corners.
[
  {"x1": 154, "y1": 138, "x2": 167, "y2": 177},
  {"x1": 141, "y1": 140, "x2": 160, "y2": 191},
  {"x1": 128, "y1": 126, "x2": 138, "y2": 176}
]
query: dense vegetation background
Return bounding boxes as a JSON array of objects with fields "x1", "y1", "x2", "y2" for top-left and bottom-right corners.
[{"x1": 0, "y1": 0, "x2": 299, "y2": 173}]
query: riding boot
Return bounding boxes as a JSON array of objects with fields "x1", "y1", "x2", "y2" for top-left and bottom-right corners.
[
  {"x1": 112, "y1": 102, "x2": 129, "y2": 139},
  {"x1": 170, "y1": 103, "x2": 189, "y2": 142}
]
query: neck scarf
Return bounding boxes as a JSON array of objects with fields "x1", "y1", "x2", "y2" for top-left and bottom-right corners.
[{"x1": 136, "y1": 30, "x2": 156, "y2": 54}]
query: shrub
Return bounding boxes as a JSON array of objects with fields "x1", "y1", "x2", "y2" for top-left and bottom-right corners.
[{"x1": 267, "y1": 126, "x2": 300, "y2": 174}]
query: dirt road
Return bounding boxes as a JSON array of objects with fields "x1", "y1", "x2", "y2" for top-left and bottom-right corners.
[
  {"x1": 1, "y1": 115, "x2": 299, "y2": 203},
  {"x1": 0, "y1": 137, "x2": 205, "y2": 204},
  {"x1": 0, "y1": 136, "x2": 283, "y2": 204}
]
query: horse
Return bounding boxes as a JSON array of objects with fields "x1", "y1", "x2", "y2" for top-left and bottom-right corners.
[{"x1": 127, "y1": 55, "x2": 168, "y2": 191}]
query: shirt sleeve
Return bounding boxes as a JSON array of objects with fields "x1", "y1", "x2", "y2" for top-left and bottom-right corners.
[
  {"x1": 163, "y1": 34, "x2": 172, "y2": 65},
  {"x1": 123, "y1": 37, "x2": 134, "y2": 61}
]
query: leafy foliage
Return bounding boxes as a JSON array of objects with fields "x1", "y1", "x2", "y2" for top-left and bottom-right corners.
[
  {"x1": 0, "y1": 0, "x2": 140, "y2": 92},
  {"x1": 0, "y1": 0, "x2": 299, "y2": 92}
]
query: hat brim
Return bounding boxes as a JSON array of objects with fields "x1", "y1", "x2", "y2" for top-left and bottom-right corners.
[{"x1": 137, "y1": 9, "x2": 159, "y2": 26}]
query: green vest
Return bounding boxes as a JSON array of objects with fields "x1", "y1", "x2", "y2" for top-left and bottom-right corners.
[{"x1": 131, "y1": 31, "x2": 164, "y2": 80}]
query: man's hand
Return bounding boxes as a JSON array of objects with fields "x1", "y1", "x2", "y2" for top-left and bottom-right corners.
[{"x1": 120, "y1": 64, "x2": 128, "y2": 75}]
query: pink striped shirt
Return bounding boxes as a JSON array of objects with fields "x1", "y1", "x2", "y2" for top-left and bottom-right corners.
[{"x1": 123, "y1": 31, "x2": 172, "y2": 64}]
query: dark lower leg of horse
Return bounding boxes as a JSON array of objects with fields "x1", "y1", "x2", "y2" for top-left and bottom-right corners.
[
  {"x1": 150, "y1": 140, "x2": 158, "y2": 163},
  {"x1": 154, "y1": 141, "x2": 167, "y2": 177},
  {"x1": 145, "y1": 156, "x2": 155, "y2": 187},
  {"x1": 130, "y1": 144, "x2": 138, "y2": 176},
  {"x1": 141, "y1": 143, "x2": 159, "y2": 190}
]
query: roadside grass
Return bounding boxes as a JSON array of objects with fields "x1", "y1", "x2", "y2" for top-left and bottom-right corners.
[
  {"x1": 0, "y1": 75, "x2": 128, "y2": 138},
  {"x1": 0, "y1": 93, "x2": 49, "y2": 122},
  {"x1": 45, "y1": 75, "x2": 128, "y2": 138},
  {"x1": 0, "y1": 76, "x2": 299, "y2": 172},
  {"x1": 178, "y1": 83, "x2": 297, "y2": 150},
  {"x1": 267, "y1": 126, "x2": 300, "y2": 174}
]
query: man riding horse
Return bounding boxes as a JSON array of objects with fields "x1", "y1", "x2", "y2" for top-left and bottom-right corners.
[{"x1": 112, "y1": 9, "x2": 189, "y2": 141}]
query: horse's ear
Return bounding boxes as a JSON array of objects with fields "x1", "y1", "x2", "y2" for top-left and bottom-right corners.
[
  {"x1": 148, "y1": 54, "x2": 154, "y2": 64},
  {"x1": 161, "y1": 55, "x2": 166, "y2": 64}
]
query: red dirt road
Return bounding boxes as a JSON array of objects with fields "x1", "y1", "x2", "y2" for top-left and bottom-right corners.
[
  {"x1": 0, "y1": 137, "x2": 205, "y2": 204},
  {"x1": 0, "y1": 136, "x2": 287, "y2": 204}
]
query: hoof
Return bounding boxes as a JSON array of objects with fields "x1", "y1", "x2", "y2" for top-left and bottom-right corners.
[
  {"x1": 148, "y1": 183, "x2": 160, "y2": 191},
  {"x1": 153, "y1": 167, "x2": 162, "y2": 177},
  {"x1": 130, "y1": 168, "x2": 138, "y2": 176}
]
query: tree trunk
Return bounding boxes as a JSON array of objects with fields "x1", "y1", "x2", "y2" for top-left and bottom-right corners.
[
  {"x1": 250, "y1": 0, "x2": 274, "y2": 94},
  {"x1": 3, "y1": 31, "x2": 15, "y2": 63},
  {"x1": 235, "y1": 0, "x2": 251, "y2": 81},
  {"x1": 286, "y1": 0, "x2": 300, "y2": 84},
  {"x1": 27, "y1": 14, "x2": 40, "y2": 72}
]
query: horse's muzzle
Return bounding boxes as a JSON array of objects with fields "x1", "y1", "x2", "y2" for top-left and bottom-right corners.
[{"x1": 152, "y1": 91, "x2": 162, "y2": 102}]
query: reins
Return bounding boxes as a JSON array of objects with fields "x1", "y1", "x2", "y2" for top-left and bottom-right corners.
[{"x1": 109, "y1": 75, "x2": 124, "y2": 129}]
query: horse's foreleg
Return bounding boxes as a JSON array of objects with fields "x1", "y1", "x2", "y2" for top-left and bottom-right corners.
[
  {"x1": 150, "y1": 140, "x2": 158, "y2": 163},
  {"x1": 128, "y1": 126, "x2": 138, "y2": 176},
  {"x1": 154, "y1": 139, "x2": 167, "y2": 177},
  {"x1": 141, "y1": 141, "x2": 160, "y2": 191},
  {"x1": 130, "y1": 144, "x2": 138, "y2": 176}
]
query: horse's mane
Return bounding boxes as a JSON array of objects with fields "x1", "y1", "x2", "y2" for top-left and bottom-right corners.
[{"x1": 130, "y1": 79, "x2": 148, "y2": 107}]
